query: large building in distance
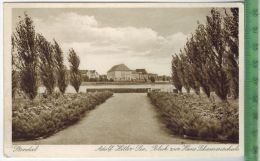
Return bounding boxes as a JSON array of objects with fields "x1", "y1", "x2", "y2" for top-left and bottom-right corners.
[
  {"x1": 135, "y1": 69, "x2": 149, "y2": 80},
  {"x1": 107, "y1": 64, "x2": 132, "y2": 81},
  {"x1": 107, "y1": 64, "x2": 158, "y2": 81}
]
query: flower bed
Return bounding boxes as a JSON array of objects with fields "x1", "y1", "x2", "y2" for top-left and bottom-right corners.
[
  {"x1": 12, "y1": 91, "x2": 113, "y2": 140},
  {"x1": 147, "y1": 92, "x2": 239, "y2": 143}
]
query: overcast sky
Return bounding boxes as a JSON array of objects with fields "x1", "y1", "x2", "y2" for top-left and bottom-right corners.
[{"x1": 12, "y1": 8, "x2": 212, "y2": 75}]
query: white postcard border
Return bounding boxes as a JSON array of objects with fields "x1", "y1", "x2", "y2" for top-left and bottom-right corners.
[{"x1": 4, "y1": 2, "x2": 244, "y2": 158}]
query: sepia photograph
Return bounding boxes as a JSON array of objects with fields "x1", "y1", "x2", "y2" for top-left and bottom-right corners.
[{"x1": 4, "y1": 2, "x2": 244, "y2": 157}]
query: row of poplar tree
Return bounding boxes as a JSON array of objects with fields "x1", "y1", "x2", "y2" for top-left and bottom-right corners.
[
  {"x1": 171, "y1": 8, "x2": 239, "y2": 101},
  {"x1": 12, "y1": 13, "x2": 82, "y2": 100}
]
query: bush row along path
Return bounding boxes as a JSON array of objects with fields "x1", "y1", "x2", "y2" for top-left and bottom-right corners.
[{"x1": 14, "y1": 93, "x2": 216, "y2": 144}]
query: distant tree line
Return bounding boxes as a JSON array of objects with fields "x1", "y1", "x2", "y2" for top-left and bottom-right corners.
[
  {"x1": 172, "y1": 8, "x2": 239, "y2": 101},
  {"x1": 12, "y1": 13, "x2": 82, "y2": 99}
]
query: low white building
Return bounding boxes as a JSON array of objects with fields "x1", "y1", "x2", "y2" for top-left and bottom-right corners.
[
  {"x1": 86, "y1": 70, "x2": 99, "y2": 79},
  {"x1": 81, "y1": 70, "x2": 99, "y2": 80}
]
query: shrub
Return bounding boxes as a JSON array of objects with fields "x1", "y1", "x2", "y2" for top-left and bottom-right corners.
[
  {"x1": 12, "y1": 91, "x2": 113, "y2": 140},
  {"x1": 147, "y1": 92, "x2": 238, "y2": 143}
]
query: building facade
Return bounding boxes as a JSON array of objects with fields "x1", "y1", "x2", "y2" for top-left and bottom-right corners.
[
  {"x1": 80, "y1": 70, "x2": 99, "y2": 81},
  {"x1": 107, "y1": 64, "x2": 159, "y2": 82},
  {"x1": 107, "y1": 64, "x2": 133, "y2": 81},
  {"x1": 87, "y1": 70, "x2": 99, "y2": 79},
  {"x1": 135, "y1": 69, "x2": 149, "y2": 81}
]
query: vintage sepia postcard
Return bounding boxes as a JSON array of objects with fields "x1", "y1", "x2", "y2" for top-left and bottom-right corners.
[{"x1": 4, "y1": 2, "x2": 244, "y2": 158}]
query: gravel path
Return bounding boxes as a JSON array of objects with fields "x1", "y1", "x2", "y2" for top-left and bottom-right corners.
[{"x1": 14, "y1": 93, "x2": 216, "y2": 144}]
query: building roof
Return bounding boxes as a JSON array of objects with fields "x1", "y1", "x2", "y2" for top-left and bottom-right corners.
[
  {"x1": 108, "y1": 64, "x2": 132, "y2": 72},
  {"x1": 136, "y1": 69, "x2": 147, "y2": 74}
]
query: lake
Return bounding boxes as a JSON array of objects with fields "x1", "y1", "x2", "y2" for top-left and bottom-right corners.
[{"x1": 38, "y1": 84, "x2": 175, "y2": 93}]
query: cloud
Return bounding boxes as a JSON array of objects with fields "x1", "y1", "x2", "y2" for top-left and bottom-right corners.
[
  {"x1": 32, "y1": 12, "x2": 188, "y2": 75},
  {"x1": 167, "y1": 32, "x2": 188, "y2": 53}
]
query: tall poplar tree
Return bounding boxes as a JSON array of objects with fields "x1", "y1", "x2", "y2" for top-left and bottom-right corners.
[
  {"x1": 185, "y1": 33, "x2": 211, "y2": 98},
  {"x1": 37, "y1": 34, "x2": 55, "y2": 94},
  {"x1": 53, "y1": 40, "x2": 68, "y2": 94},
  {"x1": 172, "y1": 55, "x2": 183, "y2": 93},
  {"x1": 68, "y1": 49, "x2": 81, "y2": 93},
  {"x1": 13, "y1": 13, "x2": 38, "y2": 99},
  {"x1": 206, "y1": 8, "x2": 229, "y2": 101},
  {"x1": 223, "y1": 8, "x2": 239, "y2": 99}
]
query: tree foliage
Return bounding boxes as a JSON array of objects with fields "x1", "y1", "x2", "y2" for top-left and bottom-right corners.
[
  {"x1": 171, "y1": 55, "x2": 182, "y2": 93},
  {"x1": 185, "y1": 32, "x2": 211, "y2": 97},
  {"x1": 37, "y1": 34, "x2": 56, "y2": 94},
  {"x1": 223, "y1": 8, "x2": 239, "y2": 99},
  {"x1": 13, "y1": 13, "x2": 38, "y2": 99},
  {"x1": 68, "y1": 49, "x2": 82, "y2": 93},
  {"x1": 150, "y1": 76, "x2": 155, "y2": 83},
  {"x1": 53, "y1": 40, "x2": 68, "y2": 94},
  {"x1": 12, "y1": 13, "x2": 77, "y2": 98},
  {"x1": 206, "y1": 9, "x2": 229, "y2": 101},
  {"x1": 12, "y1": 35, "x2": 18, "y2": 98},
  {"x1": 171, "y1": 8, "x2": 239, "y2": 101}
]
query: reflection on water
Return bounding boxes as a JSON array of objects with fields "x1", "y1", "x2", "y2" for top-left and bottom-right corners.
[{"x1": 39, "y1": 84, "x2": 175, "y2": 93}]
